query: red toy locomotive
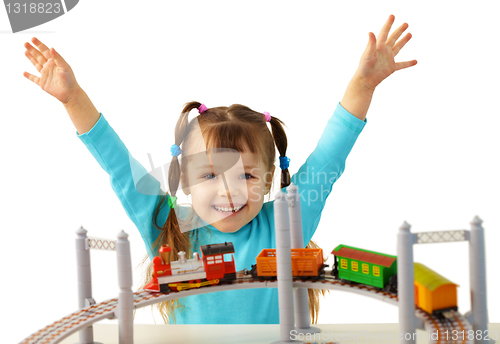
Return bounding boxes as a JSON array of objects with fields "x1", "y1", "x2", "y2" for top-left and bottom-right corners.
[{"x1": 144, "y1": 242, "x2": 237, "y2": 292}]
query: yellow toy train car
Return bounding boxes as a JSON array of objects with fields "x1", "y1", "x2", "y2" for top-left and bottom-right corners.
[{"x1": 414, "y1": 262, "x2": 458, "y2": 315}]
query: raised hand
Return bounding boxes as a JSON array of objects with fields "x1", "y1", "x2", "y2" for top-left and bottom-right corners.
[
  {"x1": 23, "y1": 37, "x2": 80, "y2": 104},
  {"x1": 356, "y1": 14, "x2": 417, "y2": 90},
  {"x1": 340, "y1": 15, "x2": 417, "y2": 120}
]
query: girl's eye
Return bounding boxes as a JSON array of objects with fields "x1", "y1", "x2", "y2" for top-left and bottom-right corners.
[{"x1": 201, "y1": 173, "x2": 253, "y2": 180}]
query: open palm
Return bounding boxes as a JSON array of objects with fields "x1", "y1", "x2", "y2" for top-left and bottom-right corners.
[
  {"x1": 357, "y1": 15, "x2": 417, "y2": 90},
  {"x1": 23, "y1": 37, "x2": 79, "y2": 104}
]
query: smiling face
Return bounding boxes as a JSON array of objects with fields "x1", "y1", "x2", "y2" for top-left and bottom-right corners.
[{"x1": 180, "y1": 135, "x2": 274, "y2": 233}]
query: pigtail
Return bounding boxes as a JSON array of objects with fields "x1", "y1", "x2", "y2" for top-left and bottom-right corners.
[
  {"x1": 156, "y1": 101, "x2": 199, "y2": 259},
  {"x1": 269, "y1": 117, "x2": 291, "y2": 189},
  {"x1": 269, "y1": 116, "x2": 327, "y2": 324},
  {"x1": 162, "y1": 101, "x2": 195, "y2": 259},
  {"x1": 304, "y1": 240, "x2": 330, "y2": 323},
  {"x1": 143, "y1": 101, "x2": 205, "y2": 323}
]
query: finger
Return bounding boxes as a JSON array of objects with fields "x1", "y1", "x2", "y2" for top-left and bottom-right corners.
[
  {"x1": 23, "y1": 71, "x2": 40, "y2": 86},
  {"x1": 377, "y1": 14, "x2": 395, "y2": 45},
  {"x1": 393, "y1": 33, "x2": 412, "y2": 56},
  {"x1": 31, "y1": 37, "x2": 52, "y2": 60},
  {"x1": 362, "y1": 32, "x2": 377, "y2": 59},
  {"x1": 24, "y1": 41, "x2": 47, "y2": 66},
  {"x1": 395, "y1": 59, "x2": 418, "y2": 71},
  {"x1": 24, "y1": 50, "x2": 44, "y2": 73},
  {"x1": 387, "y1": 22, "x2": 409, "y2": 47},
  {"x1": 49, "y1": 47, "x2": 68, "y2": 67}
]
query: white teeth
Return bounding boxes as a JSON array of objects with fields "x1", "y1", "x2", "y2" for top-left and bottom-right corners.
[{"x1": 214, "y1": 205, "x2": 244, "y2": 212}]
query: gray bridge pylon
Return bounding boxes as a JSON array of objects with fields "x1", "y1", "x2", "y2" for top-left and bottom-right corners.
[{"x1": 75, "y1": 227, "x2": 133, "y2": 344}]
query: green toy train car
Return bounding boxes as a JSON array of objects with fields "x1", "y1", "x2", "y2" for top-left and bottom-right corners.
[
  {"x1": 331, "y1": 244, "x2": 398, "y2": 292},
  {"x1": 330, "y1": 244, "x2": 459, "y2": 315}
]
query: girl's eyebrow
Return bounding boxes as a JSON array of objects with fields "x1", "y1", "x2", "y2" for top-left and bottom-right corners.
[{"x1": 195, "y1": 164, "x2": 258, "y2": 170}]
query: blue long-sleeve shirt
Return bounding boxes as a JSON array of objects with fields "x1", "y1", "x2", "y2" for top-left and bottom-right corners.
[{"x1": 77, "y1": 102, "x2": 366, "y2": 324}]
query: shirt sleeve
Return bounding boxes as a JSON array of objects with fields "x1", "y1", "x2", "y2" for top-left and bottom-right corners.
[
  {"x1": 289, "y1": 102, "x2": 366, "y2": 244},
  {"x1": 76, "y1": 113, "x2": 165, "y2": 256}
]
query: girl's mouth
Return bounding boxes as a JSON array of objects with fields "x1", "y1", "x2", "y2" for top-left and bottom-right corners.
[{"x1": 212, "y1": 204, "x2": 246, "y2": 214}]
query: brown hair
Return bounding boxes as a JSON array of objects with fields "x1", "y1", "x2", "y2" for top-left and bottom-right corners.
[{"x1": 142, "y1": 101, "x2": 326, "y2": 323}]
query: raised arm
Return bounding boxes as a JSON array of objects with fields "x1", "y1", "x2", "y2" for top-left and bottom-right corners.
[
  {"x1": 23, "y1": 38, "x2": 164, "y2": 256},
  {"x1": 341, "y1": 14, "x2": 417, "y2": 121},
  {"x1": 292, "y1": 15, "x2": 417, "y2": 243},
  {"x1": 23, "y1": 37, "x2": 100, "y2": 134}
]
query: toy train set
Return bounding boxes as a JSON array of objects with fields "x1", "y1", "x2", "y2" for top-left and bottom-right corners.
[
  {"x1": 19, "y1": 176, "x2": 489, "y2": 344},
  {"x1": 144, "y1": 241, "x2": 458, "y2": 316}
]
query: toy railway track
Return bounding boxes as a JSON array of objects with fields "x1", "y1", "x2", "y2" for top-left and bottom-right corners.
[
  {"x1": 20, "y1": 273, "x2": 471, "y2": 344},
  {"x1": 416, "y1": 309, "x2": 473, "y2": 344}
]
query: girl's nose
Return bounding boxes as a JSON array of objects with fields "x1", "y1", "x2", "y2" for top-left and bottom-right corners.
[{"x1": 217, "y1": 180, "x2": 240, "y2": 198}]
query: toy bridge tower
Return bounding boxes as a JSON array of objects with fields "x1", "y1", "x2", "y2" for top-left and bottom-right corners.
[
  {"x1": 273, "y1": 183, "x2": 320, "y2": 343},
  {"x1": 397, "y1": 216, "x2": 490, "y2": 344},
  {"x1": 75, "y1": 227, "x2": 134, "y2": 344}
]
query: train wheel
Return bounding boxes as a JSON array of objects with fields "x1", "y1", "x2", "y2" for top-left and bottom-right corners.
[
  {"x1": 159, "y1": 284, "x2": 171, "y2": 293},
  {"x1": 386, "y1": 274, "x2": 398, "y2": 293},
  {"x1": 220, "y1": 273, "x2": 237, "y2": 283},
  {"x1": 249, "y1": 264, "x2": 258, "y2": 278}
]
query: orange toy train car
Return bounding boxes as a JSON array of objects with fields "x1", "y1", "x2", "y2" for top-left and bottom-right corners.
[{"x1": 250, "y1": 248, "x2": 326, "y2": 278}]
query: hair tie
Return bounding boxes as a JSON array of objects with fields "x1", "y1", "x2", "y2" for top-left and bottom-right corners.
[
  {"x1": 198, "y1": 104, "x2": 208, "y2": 114},
  {"x1": 262, "y1": 111, "x2": 271, "y2": 122},
  {"x1": 170, "y1": 144, "x2": 182, "y2": 157},
  {"x1": 279, "y1": 156, "x2": 290, "y2": 170},
  {"x1": 168, "y1": 195, "x2": 178, "y2": 209}
]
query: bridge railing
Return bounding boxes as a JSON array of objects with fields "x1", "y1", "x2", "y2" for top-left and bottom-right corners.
[{"x1": 415, "y1": 229, "x2": 469, "y2": 244}]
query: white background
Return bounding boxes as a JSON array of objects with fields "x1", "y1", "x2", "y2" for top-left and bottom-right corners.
[{"x1": 1, "y1": 1, "x2": 499, "y2": 343}]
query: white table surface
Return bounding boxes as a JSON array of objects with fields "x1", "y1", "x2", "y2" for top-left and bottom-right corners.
[{"x1": 60, "y1": 323, "x2": 500, "y2": 344}]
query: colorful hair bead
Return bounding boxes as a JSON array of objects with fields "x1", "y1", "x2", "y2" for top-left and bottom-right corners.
[
  {"x1": 263, "y1": 111, "x2": 271, "y2": 122},
  {"x1": 198, "y1": 103, "x2": 208, "y2": 114},
  {"x1": 170, "y1": 144, "x2": 182, "y2": 157},
  {"x1": 168, "y1": 195, "x2": 178, "y2": 209},
  {"x1": 279, "y1": 156, "x2": 290, "y2": 170}
]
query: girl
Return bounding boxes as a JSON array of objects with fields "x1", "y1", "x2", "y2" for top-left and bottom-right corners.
[{"x1": 23, "y1": 15, "x2": 416, "y2": 324}]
